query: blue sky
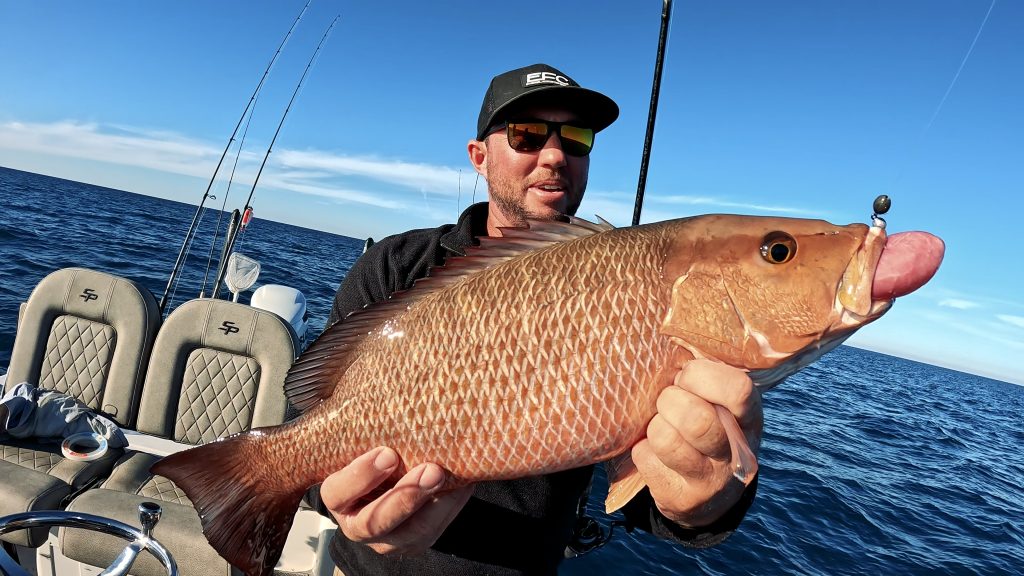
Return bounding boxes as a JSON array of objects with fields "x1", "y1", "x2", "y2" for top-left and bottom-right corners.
[{"x1": 1, "y1": 0, "x2": 1021, "y2": 385}]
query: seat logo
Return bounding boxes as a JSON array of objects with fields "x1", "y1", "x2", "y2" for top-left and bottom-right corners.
[
  {"x1": 80, "y1": 288, "x2": 98, "y2": 302},
  {"x1": 219, "y1": 321, "x2": 240, "y2": 335}
]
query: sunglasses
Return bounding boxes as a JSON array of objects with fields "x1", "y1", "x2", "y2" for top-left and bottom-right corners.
[{"x1": 492, "y1": 120, "x2": 595, "y2": 157}]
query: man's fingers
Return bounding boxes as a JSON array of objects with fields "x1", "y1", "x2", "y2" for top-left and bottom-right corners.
[
  {"x1": 345, "y1": 463, "x2": 447, "y2": 542},
  {"x1": 364, "y1": 485, "x2": 476, "y2": 555},
  {"x1": 653, "y1": 386, "x2": 731, "y2": 461},
  {"x1": 675, "y1": 360, "x2": 763, "y2": 449},
  {"x1": 676, "y1": 360, "x2": 754, "y2": 411},
  {"x1": 321, "y1": 447, "x2": 400, "y2": 515}
]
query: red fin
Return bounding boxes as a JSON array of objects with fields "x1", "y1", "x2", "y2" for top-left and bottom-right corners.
[
  {"x1": 284, "y1": 216, "x2": 614, "y2": 413},
  {"x1": 715, "y1": 404, "x2": 759, "y2": 485},
  {"x1": 604, "y1": 453, "x2": 648, "y2": 513},
  {"x1": 150, "y1": 434, "x2": 305, "y2": 576}
]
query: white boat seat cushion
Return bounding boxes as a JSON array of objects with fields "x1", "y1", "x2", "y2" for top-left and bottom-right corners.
[
  {"x1": 0, "y1": 459, "x2": 71, "y2": 547},
  {"x1": 133, "y1": 298, "x2": 294, "y2": 440},
  {"x1": 0, "y1": 437, "x2": 122, "y2": 487},
  {"x1": 4, "y1": 267, "x2": 160, "y2": 425},
  {"x1": 0, "y1": 267, "x2": 159, "y2": 548}
]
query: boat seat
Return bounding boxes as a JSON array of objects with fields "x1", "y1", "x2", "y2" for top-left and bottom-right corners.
[
  {"x1": 0, "y1": 267, "x2": 160, "y2": 547},
  {"x1": 61, "y1": 298, "x2": 297, "y2": 576}
]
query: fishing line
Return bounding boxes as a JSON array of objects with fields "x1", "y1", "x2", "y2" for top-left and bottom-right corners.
[
  {"x1": 212, "y1": 15, "x2": 340, "y2": 296},
  {"x1": 921, "y1": 0, "x2": 996, "y2": 137},
  {"x1": 200, "y1": 95, "x2": 262, "y2": 297},
  {"x1": 158, "y1": 0, "x2": 311, "y2": 314},
  {"x1": 238, "y1": 15, "x2": 340, "y2": 217},
  {"x1": 892, "y1": 0, "x2": 996, "y2": 188},
  {"x1": 166, "y1": 206, "x2": 209, "y2": 311}
]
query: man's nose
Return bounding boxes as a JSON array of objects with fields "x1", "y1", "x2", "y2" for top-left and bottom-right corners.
[{"x1": 537, "y1": 132, "x2": 567, "y2": 168}]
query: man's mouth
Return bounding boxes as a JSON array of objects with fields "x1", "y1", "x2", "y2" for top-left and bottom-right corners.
[{"x1": 530, "y1": 180, "x2": 568, "y2": 195}]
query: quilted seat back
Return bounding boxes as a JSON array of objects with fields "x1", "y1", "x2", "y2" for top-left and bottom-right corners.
[
  {"x1": 4, "y1": 267, "x2": 160, "y2": 426},
  {"x1": 134, "y1": 298, "x2": 296, "y2": 444}
]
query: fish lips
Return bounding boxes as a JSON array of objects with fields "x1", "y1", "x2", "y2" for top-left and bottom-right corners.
[{"x1": 838, "y1": 226, "x2": 945, "y2": 319}]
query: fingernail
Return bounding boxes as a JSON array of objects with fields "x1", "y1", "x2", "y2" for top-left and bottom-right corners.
[
  {"x1": 374, "y1": 448, "x2": 398, "y2": 471},
  {"x1": 418, "y1": 464, "x2": 445, "y2": 490}
]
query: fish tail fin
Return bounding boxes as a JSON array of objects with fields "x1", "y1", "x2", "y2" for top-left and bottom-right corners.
[{"x1": 150, "y1": 433, "x2": 306, "y2": 576}]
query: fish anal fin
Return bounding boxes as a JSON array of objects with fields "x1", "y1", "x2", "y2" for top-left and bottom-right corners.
[
  {"x1": 604, "y1": 452, "x2": 648, "y2": 514},
  {"x1": 150, "y1": 433, "x2": 305, "y2": 576}
]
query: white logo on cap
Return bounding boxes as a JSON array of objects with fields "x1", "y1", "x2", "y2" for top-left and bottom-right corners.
[{"x1": 523, "y1": 71, "x2": 571, "y2": 87}]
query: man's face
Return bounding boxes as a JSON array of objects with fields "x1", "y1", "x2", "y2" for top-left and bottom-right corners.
[{"x1": 475, "y1": 106, "x2": 590, "y2": 229}]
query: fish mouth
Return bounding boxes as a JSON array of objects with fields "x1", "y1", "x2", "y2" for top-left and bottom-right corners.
[
  {"x1": 837, "y1": 225, "x2": 945, "y2": 324},
  {"x1": 837, "y1": 225, "x2": 890, "y2": 322}
]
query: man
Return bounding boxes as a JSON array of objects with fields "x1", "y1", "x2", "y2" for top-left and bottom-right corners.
[{"x1": 311, "y1": 63, "x2": 763, "y2": 575}]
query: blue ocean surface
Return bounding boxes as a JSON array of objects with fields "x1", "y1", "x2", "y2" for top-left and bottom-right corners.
[{"x1": 1, "y1": 166, "x2": 1021, "y2": 574}]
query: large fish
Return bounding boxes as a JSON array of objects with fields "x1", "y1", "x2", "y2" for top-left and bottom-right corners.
[{"x1": 152, "y1": 213, "x2": 944, "y2": 576}]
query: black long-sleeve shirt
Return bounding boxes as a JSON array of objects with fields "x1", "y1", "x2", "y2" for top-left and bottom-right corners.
[{"x1": 309, "y1": 202, "x2": 757, "y2": 575}]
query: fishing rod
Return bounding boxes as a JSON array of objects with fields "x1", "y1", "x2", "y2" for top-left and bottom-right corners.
[
  {"x1": 158, "y1": 0, "x2": 312, "y2": 314},
  {"x1": 631, "y1": 0, "x2": 673, "y2": 227},
  {"x1": 211, "y1": 15, "x2": 340, "y2": 298},
  {"x1": 198, "y1": 95, "x2": 261, "y2": 298}
]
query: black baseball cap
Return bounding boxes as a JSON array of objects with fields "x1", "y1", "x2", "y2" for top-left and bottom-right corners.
[{"x1": 476, "y1": 63, "x2": 619, "y2": 141}]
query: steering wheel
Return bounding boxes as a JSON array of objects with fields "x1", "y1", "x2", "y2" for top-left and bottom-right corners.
[{"x1": 0, "y1": 502, "x2": 177, "y2": 576}]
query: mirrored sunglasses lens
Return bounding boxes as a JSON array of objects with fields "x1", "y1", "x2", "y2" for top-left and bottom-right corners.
[
  {"x1": 559, "y1": 125, "x2": 594, "y2": 156},
  {"x1": 507, "y1": 123, "x2": 550, "y2": 151}
]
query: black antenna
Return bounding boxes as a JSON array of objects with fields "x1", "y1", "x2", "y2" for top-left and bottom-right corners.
[
  {"x1": 158, "y1": 0, "x2": 311, "y2": 314},
  {"x1": 632, "y1": 0, "x2": 673, "y2": 226}
]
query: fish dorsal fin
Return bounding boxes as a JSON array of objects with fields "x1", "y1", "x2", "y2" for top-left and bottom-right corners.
[
  {"x1": 283, "y1": 215, "x2": 614, "y2": 413},
  {"x1": 421, "y1": 215, "x2": 613, "y2": 289}
]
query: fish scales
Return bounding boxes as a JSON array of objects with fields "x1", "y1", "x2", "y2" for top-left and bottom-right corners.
[{"x1": 276, "y1": 222, "x2": 678, "y2": 486}]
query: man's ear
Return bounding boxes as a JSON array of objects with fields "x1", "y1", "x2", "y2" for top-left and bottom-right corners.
[{"x1": 467, "y1": 139, "x2": 487, "y2": 178}]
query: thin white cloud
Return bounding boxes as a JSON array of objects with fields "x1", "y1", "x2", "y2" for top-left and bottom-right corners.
[
  {"x1": 918, "y1": 311, "x2": 1024, "y2": 351},
  {"x1": 939, "y1": 298, "x2": 981, "y2": 310},
  {"x1": 578, "y1": 189, "x2": 816, "y2": 226},
  {"x1": 575, "y1": 191, "x2": 646, "y2": 227},
  {"x1": 0, "y1": 120, "x2": 220, "y2": 178},
  {"x1": 0, "y1": 120, "x2": 463, "y2": 211},
  {"x1": 655, "y1": 194, "x2": 819, "y2": 216},
  {"x1": 269, "y1": 181, "x2": 406, "y2": 210},
  {"x1": 996, "y1": 314, "x2": 1024, "y2": 329},
  {"x1": 274, "y1": 149, "x2": 461, "y2": 196}
]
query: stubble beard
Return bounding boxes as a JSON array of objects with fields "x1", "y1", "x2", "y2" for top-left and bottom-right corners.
[
  {"x1": 488, "y1": 177, "x2": 531, "y2": 228},
  {"x1": 487, "y1": 172, "x2": 582, "y2": 228}
]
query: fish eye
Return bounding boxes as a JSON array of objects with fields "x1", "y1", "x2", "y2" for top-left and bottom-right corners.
[{"x1": 760, "y1": 232, "x2": 797, "y2": 264}]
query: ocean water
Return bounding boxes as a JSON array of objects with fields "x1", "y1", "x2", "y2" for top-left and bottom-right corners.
[{"x1": 1, "y1": 166, "x2": 1021, "y2": 574}]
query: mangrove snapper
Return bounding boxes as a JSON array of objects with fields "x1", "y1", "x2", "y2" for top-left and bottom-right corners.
[{"x1": 152, "y1": 213, "x2": 944, "y2": 576}]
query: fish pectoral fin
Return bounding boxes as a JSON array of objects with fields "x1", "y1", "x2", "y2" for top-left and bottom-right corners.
[{"x1": 604, "y1": 452, "x2": 648, "y2": 514}]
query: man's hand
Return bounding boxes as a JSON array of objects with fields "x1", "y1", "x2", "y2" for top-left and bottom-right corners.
[
  {"x1": 631, "y1": 359, "x2": 763, "y2": 527},
  {"x1": 320, "y1": 447, "x2": 474, "y2": 555}
]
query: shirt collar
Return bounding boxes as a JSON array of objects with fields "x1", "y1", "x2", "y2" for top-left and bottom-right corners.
[{"x1": 440, "y1": 202, "x2": 490, "y2": 256}]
